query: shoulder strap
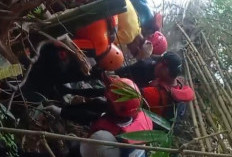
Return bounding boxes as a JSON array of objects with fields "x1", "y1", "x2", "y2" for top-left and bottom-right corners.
[{"x1": 90, "y1": 116, "x2": 122, "y2": 136}]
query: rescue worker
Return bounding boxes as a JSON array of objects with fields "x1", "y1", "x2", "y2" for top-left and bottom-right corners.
[
  {"x1": 115, "y1": 0, "x2": 154, "y2": 59},
  {"x1": 142, "y1": 52, "x2": 194, "y2": 124},
  {"x1": 73, "y1": 16, "x2": 124, "y2": 71},
  {"x1": 130, "y1": 0, "x2": 163, "y2": 36},
  {"x1": 81, "y1": 77, "x2": 153, "y2": 157},
  {"x1": 115, "y1": 52, "x2": 194, "y2": 124},
  {"x1": 45, "y1": 77, "x2": 153, "y2": 157},
  {"x1": 116, "y1": 0, "x2": 167, "y2": 58}
]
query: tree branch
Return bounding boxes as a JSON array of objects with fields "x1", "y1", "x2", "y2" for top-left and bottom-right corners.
[{"x1": 0, "y1": 127, "x2": 232, "y2": 157}]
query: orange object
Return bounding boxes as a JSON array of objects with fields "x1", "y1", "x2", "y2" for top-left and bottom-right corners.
[
  {"x1": 98, "y1": 44, "x2": 124, "y2": 71},
  {"x1": 74, "y1": 16, "x2": 118, "y2": 57}
]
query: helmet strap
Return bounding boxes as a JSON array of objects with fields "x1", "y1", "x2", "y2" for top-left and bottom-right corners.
[{"x1": 95, "y1": 44, "x2": 112, "y2": 62}]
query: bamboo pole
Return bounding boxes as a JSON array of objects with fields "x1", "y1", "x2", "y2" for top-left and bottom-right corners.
[
  {"x1": 196, "y1": 92, "x2": 229, "y2": 152},
  {"x1": 0, "y1": 127, "x2": 232, "y2": 157},
  {"x1": 177, "y1": 24, "x2": 232, "y2": 135},
  {"x1": 184, "y1": 53, "x2": 212, "y2": 152},
  {"x1": 41, "y1": 137, "x2": 56, "y2": 157},
  {"x1": 38, "y1": 0, "x2": 127, "y2": 37},
  {"x1": 209, "y1": 43, "x2": 232, "y2": 87},
  {"x1": 207, "y1": 68, "x2": 232, "y2": 114},
  {"x1": 183, "y1": 53, "x2": 212, "y2": 151},
  {"x1": 201, "y1": 31, "x2": 232, "y2": 97},
  {"x1": 192, "y1": 49, "x2": 232, "y2": 127},
  {"x1": 186, "y1": 53, "x2": 232, "y2": 141}
]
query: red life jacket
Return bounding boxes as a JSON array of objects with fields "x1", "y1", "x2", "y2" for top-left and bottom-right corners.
[
  {"x1": 142, "y1": 77, "x2": 194, "y2": 116},
  {"x1": 90, "y1": 111, "x2": 153, "y2": 144}
]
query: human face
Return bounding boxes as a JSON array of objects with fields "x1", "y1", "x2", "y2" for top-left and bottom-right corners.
[{"x1": 154, "y1": 61, "x2": 170, "y2": 81}]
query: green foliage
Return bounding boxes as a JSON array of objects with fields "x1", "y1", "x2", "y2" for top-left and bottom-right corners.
[
  {"x1": 118, "y1": 130, "x2": 173, "y2": 157},
  {"x1": 27, "y1": 6, "x2": 45, "y2": 19},
  {"x1": 0, "y1": 104, "x2": 18, "y2": 157},
  {"x1": 149, "y1": 133, "x2": 173, "y2": 157},
  {"x1": 118, "y1": 130, "x2": 168, "y2": 143},
  {"x1": 110, "y1": 81, "x2": 141, "y2": 103},
  {"x1": 0, "y1": 104, "x2": 15, "y2": 121},
  {"x1": 143, "y1": 109, "x2": 171, "y2": 131},
  {"x1": 0, "y1": 133, "x2": 19, "y2": 157}
]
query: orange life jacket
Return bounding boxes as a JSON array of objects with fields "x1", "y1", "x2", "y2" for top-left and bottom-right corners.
[{"x1": 73, "y1": 16, "x2": 118, "y2": 57}]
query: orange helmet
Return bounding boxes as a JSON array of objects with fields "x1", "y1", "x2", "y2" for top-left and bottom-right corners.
[
  {"x1": 105, "y1": 77, "x2": 141, "y2": 118},
  {"x1": 148, "y1": 31, "x2": 168, "y2": 55},
  {"x1": 98, "y1": 44, "x2": 124, "y2": 71}
]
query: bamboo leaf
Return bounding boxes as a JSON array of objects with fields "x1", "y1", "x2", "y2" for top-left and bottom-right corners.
[
  {"x1": 150, "y1": 151, "x2": 169, "y2": 157},
  {"x1": 114, "y1": 96, "x2": 137, "y2": 103},
  {"x1": 111, "y1": 89, "x2": 134, "y2": 96},
  {"x1": 111, "y1": 80, "x2": 141, "y2": 103},
  {"x1": 149, "y1": 134, "x2": 173, "y2": 157},
  {"x1": 0, "y1": 104, "x2": 15, "y2": 120},
  {"x1": 143, "y1": 109, "x2": 171, "y2": 131},
  {"x1": 117, "y1": 130, "x2": 168, "y2": 143}
]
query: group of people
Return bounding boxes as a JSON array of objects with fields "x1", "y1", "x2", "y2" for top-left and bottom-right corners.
[
  {"x1": 42, "y1": 0, "x2": 194, "y2": 157},
  {"x1": 1, "y1": 0, "x2": 195, "y2": 157}
]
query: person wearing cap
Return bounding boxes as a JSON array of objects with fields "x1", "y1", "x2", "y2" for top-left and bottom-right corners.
[
  {"x1": 115, "y1": 52, "x2": 181, "y2": 88},
  {"x1": 142, "y1": 52, "x2": 195, "y2": 123},
  {"x1": 115, "y1": 52, "x2": 194, "y2": 122}
]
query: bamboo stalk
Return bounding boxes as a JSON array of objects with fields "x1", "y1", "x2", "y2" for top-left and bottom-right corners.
[
  {"x1": 181, "y1": 130, "x2": 228, "y2": 150},
  {"x1": 196, "y1": 92, "x2": 229, "y2": 152},
  {"x1": 207, "y1": 68, "x2": 232, "y2": 114},
  {"x1": 186, "y1": 53, "x2": 232, "y2": 141},
  {"x1": 201, "y1": 31, "x2": 232, "y2": 97},
  {"x1": 184, "y1": 53, "x2": 211, "y2": 152},
  {"x1": 41, "y1": 137, "x2": 56, "y2": 157},
  {"x1": 209, "y1": 43, "x2": 232, "y2": 87},
  {"x1": 38, "y1": 0, "x2": 127, "y2": 37},
  {"x1": 192, "y1": 49, "x2": 232, "y2": 128},
  {"x1": 0, "y1": 127, "x2": 232, "y2": 157},
  {"x1": 177, "y1": 24, "x2": 232, "y2": 136}
]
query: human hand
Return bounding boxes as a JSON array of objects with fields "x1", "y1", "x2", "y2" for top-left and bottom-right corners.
[{"x1": 43, "y1": 105, "x2": 62, "y2": 116}]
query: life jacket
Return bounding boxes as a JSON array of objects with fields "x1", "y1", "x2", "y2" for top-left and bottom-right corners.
[
  {"x1": 73, "y1": 16, "x2": 118, "y2": 57},
  {"x1": 142, "y1": 77, "x2": 194, "y2": 117},
  {"x1": 90, "y1": 111, "x2": 153, "y2": 157}
]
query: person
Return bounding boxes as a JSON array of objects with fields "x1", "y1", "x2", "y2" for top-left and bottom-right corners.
[
  {"x1": 142, "y1": 52, "x2": 195, "y2": 123},
  {"x1": 73, "y1": 16, "x2": 124, "y2": 71},
  {"x1": 115, "y1": 52, "x2": 194, "y2": 124},
  {"x1": 115, "y1": 0, "x2": 153, "y2": 60},
  {"x1": 45, "y1": 77, "x2": 153, "y2": 157},
  {"x1": 130, "y1": 0, "x2": 163, "y2": 36},
  {"x1": 115, "y1": 52, "x2": 180, "y2": 88},
  {"x1": 81, "y1": 77, "x2": 153, "y2": 157}
]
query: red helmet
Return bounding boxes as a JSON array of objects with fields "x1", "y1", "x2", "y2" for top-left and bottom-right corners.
[
  {"x1": 98, "y1": 44, "x2": 124, "y2": 71},
  {"x1": 105, "y1": 77, "x2": 141, "y2": 118},
  {"x1": 148, "y1": 31, "x2": 168, "y2": 55}
]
